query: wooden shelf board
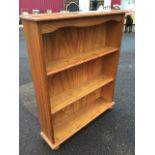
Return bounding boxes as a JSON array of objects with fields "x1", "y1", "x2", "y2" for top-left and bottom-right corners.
[
  {"x1": 53, "y1": 97, "x2": 113, "y2": 145},
  {"x1": 51, "y1": 75, "x2": 113, "y2": 114},
  {"x1": 47, "y1": 46, "x2": 118, "y2": 76},
  {"x1": 20, "y1": 10, "x2": 126, "y2": 22}
]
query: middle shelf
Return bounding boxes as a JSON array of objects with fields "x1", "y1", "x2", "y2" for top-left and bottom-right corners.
[
  {"x1": 46, "y1": 46, "x2": 118, "y2": 76},
  {"x1": 51, "y1": 75, "x2": 114, "y2": 114}
]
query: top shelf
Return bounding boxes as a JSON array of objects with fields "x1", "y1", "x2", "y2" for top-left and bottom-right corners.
[
  {"x1": 46, "y1": 46, "x2": 118, "y2": 76},
  {"x1": 20, "y1": 10, "x2": 126, "y2": 22}
]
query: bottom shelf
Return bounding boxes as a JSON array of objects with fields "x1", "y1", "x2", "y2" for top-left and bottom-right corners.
[{"x1": 53, "y1": 97, "x2": 113, "y2": 145}]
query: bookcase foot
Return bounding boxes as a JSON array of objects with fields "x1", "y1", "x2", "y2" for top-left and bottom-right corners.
[
  {"x1": 53, "y1": 145, "x2": 60, "y2": 150},
  {"x1": 109, "y1": 102, "x2": 115, "y2": 109},
  {"x1": 40, "y1": 132, "x2": 60, "y2": 150}
]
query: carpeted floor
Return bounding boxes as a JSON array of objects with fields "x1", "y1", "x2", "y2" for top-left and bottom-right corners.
[{"x1": 19, "y1": 28, "x2": 135, "y2": 155}]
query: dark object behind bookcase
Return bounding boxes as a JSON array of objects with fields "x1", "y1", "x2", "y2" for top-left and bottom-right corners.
[
  {"x1": 66, "y1": 2, "x2": 79, "y2": 12},
  {"x1": 90, "y1": 0, "x2": 104, "y2": 10},
  {"x1": 64, "y1": 0, "x2": 79, "y2": 10},
  {"x1": 92, "y1": 0, "x2": 98, "y2": 10}
]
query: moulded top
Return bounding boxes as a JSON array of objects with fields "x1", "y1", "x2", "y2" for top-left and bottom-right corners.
[{"x1": 20, "y1": 10, "x2": 127, "y2": 22}]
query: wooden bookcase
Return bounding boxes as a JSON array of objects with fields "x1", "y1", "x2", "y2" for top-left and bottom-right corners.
[{"x1": 21, "y1": 10, "x2": 125, "y2": 150}]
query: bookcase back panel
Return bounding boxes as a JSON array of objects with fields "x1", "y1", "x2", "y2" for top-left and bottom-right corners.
[
  {"x1": 52, "y1": 80, "x2": 115, "y2": 120},
  {"x1": 48, "y1": 57, "x2": 103, "y2": 97},
  {"x1": 52, "y1": 83, "x2": 114, "y2": 143},
  {"x1": 43, "y1": 24, "x2": 107, "y2": 63},
  {"x1": 48, "y1": 52, "x2": 118, "y2": 97},
  {"x1": 53, "y1": 88, "x2": 102, "y2": 122}
]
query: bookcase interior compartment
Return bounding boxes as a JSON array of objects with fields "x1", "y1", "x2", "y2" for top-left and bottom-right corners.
[
  {"x1": 43, "y1": 24, "x2": 107, "y2": 62},
  {"x1": 42, "y1": 21, "x2": 121, "y2": 76},
  {"x1": 48, "y1": 53, "x2": 117, "y2": 114},
  {"x1": 52, "y1": 83, "x2": 114, "y2": 144}
]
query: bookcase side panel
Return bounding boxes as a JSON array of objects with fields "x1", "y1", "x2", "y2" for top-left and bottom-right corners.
[
  {"x1": 22, "y1": 20, "x2": 55, "y2": 143},
  {"x1": 101, "y1": 82, "x2": 115, "y2": 102},
  {"x1": 106, "y1": 16, "x2": 125, "y2": 48},
  {"x1": 103, "y1": 15, "x2": 125, "y2": 101}
]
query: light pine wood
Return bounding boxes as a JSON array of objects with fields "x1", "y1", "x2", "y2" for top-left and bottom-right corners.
[
  {"x1": 46, "y1": 47, "x2": 117, "y2": 76},
  {"x1": 40, "y1": 14, "x2": 123, "y2": 34},
  {"x1": 21, "y1": 11, "x2": 125, "y2": 150},
  {"x1": 43, "y1": 24, "x2": 107, "y2": 65},
  {"x1": 53, "y1": 98, "x2": 113, "y2": 145},
  {"x1": 20, "y1": 10, "x2": 126, "y2": 21},
  {"x1": 51, "y1": 75, "x2": 113, "y2": 114},
  {"x1": 40, "y1": 132, "x2": 60, "y2": 150},
  {"x1": 22, "y1": 21, "x2": 55, "y2": 143},
  {"x1": 48, "y1": 54, "x2": 118, "y2": 99}
]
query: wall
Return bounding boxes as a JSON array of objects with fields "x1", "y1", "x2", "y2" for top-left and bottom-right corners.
[
  {"x1": 79, "y1": 0, "x2": 90, "y2": 11},
  {"x1": 112, "y1": 0, "x2": 121, "y2": 5},
  {"x1": 19, "y1": 0, "x2": 64, "y2": 14},
  {"x1": 121, "y1": 0, "x2": 135, "y2": 9},
  {"x1": 19, "y1": 0, "x2": 122, "y2": 15}
]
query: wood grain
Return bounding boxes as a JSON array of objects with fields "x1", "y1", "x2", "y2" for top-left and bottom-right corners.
[
  {"x1": 53, "y1": 97, "x2": 113, "y2": 145},
  {"x1": 105, "y1": 20, "x2": 125, "y2": 100},
  {"x1": 48, "y1": 53, "x2": 117, "y2": 98},
  {"x1": 46, "y1": 46, "x2": 118, "y2": 76},
  {"x1": 51, "y1": 75, "x2": 113, "y2": 114},
  {"x1": 41, "y1": 15, "x2": 123, "y2": 33},
  {"x1": 43, "y1": 23, "x2": 107, "y2": 63},
  {"x1": 21, "y1": 11, "x2": 125, "y2": 149},
  {"x1": 20, "y1": 10, "x2": 126, "y2": 21},
  {"x1": 22, "y1": 21, "x2": 55, "y2": 143}
]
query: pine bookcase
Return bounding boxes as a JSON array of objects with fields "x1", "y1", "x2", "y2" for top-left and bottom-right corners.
[{"x1": 21, "y1": 10, "x2": 126, "y2": 150}]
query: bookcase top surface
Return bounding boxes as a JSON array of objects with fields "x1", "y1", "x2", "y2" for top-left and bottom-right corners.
[{"x1": 20, "y1": 10, "x2": 126, "y2": 22}]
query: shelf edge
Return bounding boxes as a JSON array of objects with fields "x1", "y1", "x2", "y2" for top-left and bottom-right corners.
[
  {"x1": 47, "y1": 47, "x2": 118, "y2": 76},
  {"x1": 51, "y1": 77, "x2": 114, "y2": 114},
  {"x1": 53, "y1": 100, "x2": 114, "y2": 147}
]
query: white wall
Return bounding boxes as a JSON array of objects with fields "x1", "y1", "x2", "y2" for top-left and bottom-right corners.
[
  {"x1": 79, "y1": 0, "x2": 90, "y2": 11},
  {"x1": 104, "y1": 0, "x2": 111, "y2": 7},
  {"x1": 121, "y1": 0, "x2": 135, "y2": 9}
]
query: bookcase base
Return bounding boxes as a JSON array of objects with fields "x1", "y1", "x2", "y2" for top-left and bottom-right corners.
[{"x1": 40, "y1": 132, "x2": 60, "y2": 150}]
